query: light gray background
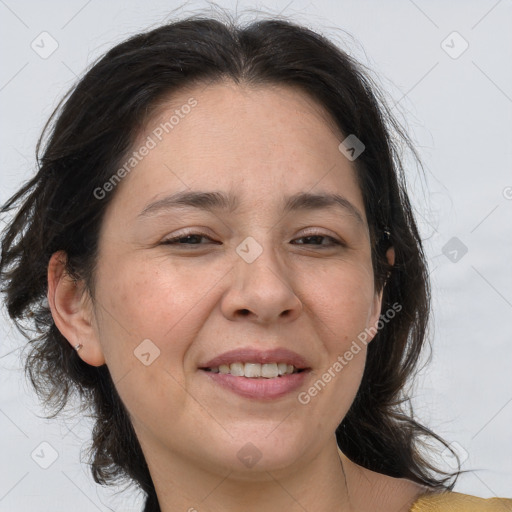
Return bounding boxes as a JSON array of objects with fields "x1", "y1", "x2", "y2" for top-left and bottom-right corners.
[{"x1": 1, "y1": 0, "x2": 511, "y2": 510}]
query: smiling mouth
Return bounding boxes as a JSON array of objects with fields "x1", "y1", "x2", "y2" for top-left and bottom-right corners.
[{"x1": 200, "y1": 362, "x2": 306, "y2": 378}]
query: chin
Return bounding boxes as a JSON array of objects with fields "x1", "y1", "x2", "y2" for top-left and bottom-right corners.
[{"x1": 208, "y1": 432, "x2": 308, "y2": 476}]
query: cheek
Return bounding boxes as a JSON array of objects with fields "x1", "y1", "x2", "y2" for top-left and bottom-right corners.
[
  {"x1": 300, "y1": 283, "x2": 371, "y2": 432},
  {"x1": 300, "y1": 261, "x2": 377, "y2": 397},
  {"x1": 92, "y1": 256, "x2": 221, "y2": 377},
  {"x1": 302, "y1": 258, "x2": 378, "y2": 333},
  {"x1": 91, "y1": 259, "x2": 210, "y2": 431}
]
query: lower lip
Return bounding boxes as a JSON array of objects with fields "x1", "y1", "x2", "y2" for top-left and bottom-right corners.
[{"x1": 201, "y1": 370, "x2": 310, "y2": 400}]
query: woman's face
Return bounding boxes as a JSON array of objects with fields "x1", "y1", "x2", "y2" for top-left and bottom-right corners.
[{"x1": 84, "y1": 82, "x2": 387, "y2": 476}]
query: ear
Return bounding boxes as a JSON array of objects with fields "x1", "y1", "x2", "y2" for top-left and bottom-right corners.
[
  {"x1": 47, "y1": 251, "x2": 105, "y2": 366},
  {"x1": 367, "y1": 246, "x2": 396, "y2": 342},
  {"x1": 385, "y1": 246, "x2": 395, "y2": 267}
]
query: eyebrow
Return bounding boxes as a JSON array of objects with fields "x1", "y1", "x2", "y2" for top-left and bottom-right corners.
[{"x1": 138, "y1": 190, "x2": 364, "y2": 225}]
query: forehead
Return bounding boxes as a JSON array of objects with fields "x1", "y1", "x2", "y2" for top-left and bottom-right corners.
[
  {"x1": 147, "y1": 79, "x2": 344, "y2": 141},
  {"x1": 108, "y1": 81, "x2": 364, "y2": 221}
]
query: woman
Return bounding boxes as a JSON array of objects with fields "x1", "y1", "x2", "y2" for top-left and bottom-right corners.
[{"x1": 1, "y1": 11, "x2": 510, "y2": 512}]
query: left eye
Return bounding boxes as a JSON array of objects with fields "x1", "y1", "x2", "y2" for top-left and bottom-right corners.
[
  {"x1": 291, "y1": 235, "x2": 341, "y2": 247},
  {"x1": 161, "y1": 233, "x2": 341, "y2": 247}
]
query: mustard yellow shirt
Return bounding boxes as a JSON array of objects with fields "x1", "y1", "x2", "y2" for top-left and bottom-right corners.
[{"x1": 410, "y1": 491, "x2": 512, "y2": 511}]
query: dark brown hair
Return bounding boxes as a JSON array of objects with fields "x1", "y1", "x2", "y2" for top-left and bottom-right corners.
[{"x1": 0, "y1": 10, "x2": 460, "y2": 511}]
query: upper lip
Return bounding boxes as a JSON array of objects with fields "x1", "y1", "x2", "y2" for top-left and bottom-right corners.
[{"x1": 199, "y1": 347, "x2": 311, "y2": 370}]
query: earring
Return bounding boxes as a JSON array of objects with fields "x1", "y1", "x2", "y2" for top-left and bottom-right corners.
[{"x1": 74, "y1": 343, "x2": 83, "y2": 352}]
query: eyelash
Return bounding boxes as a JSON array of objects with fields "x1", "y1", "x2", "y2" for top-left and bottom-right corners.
[{"x1": 160, "y1": 231, "x2": 344, "y2": 248}]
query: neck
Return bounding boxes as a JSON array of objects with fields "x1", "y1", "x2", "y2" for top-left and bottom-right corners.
[{"x1": 148, "y1": 437, "x2": 354, "y2": 512}]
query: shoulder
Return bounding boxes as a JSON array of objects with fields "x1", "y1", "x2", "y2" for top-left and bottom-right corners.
[
  {"x1": 410, "y1": 491, "x2": 512, "y2": 511},
  {"x1": 359, "y1": 468, "x2": 430, "y2": 512},
  {"x1": 338, "y1": 449, "x2": 512, "y2": 512},
  {"x1": 338, "y1": 449, "x2": 431, "y2": 511}
]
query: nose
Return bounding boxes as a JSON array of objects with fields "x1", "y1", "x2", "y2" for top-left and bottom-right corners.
[{"x1": 220, "y1": 241, "x2": 303, "y2": 324}]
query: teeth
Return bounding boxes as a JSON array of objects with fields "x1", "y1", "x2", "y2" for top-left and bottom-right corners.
[
  {"x1": 244, "y1": 363, "x2": 261, "y2": 378},
  {"x1": 261, "y1": 363, "x2": 278, "y2": 378},
  {"x1": 206, "y1": 362, "x2": 300, "y2": 378},
  {"x1": 277, "y1": 363, "x2": 288, "y2": 375},
  {"x1": 230, "y1": 362, "x2": 245, "y2": 377}
]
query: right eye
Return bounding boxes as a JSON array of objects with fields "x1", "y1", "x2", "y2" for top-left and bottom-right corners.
[{"x1": 160, "y1": 232, "x2": 220, "y2": 247}]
